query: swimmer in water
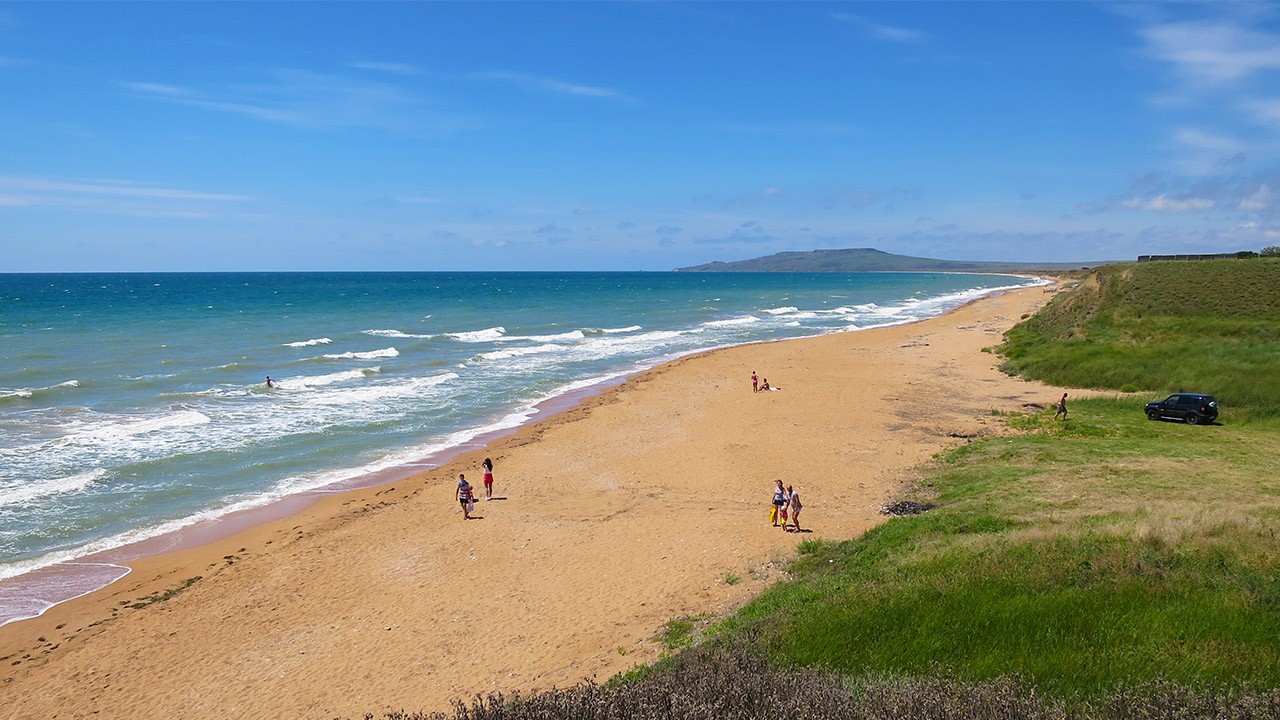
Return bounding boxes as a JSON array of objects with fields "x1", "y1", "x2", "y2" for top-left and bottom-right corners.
[{"x1": 265, "y1": 376, "x2": 274, "y2": 388}]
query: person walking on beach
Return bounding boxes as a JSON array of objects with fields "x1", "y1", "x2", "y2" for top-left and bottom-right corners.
[
  {"x1": 770, "y1": 480, "x2": 788, "y2": 527},
  {"x1": 786, "y1": 484, "x2": 803, "y2": 532},
  {"x1": 482, "y1": 457, "x2": 495, "y2": 500},
  {"x1": 752, "y1": 370, "x2": 759, "y2": 393},
  {"x1": 456, "y1": 474, "x2": 476, "y2": 519},
  {"x1": 1055, "y1": 393, "x2": 1068, "y2": 420}
]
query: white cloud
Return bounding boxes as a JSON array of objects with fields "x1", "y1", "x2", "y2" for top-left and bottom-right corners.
[
  {"x1": 0, "y1": 174, "x2": 249, "y2": 217},
  {"x1": 476, "y1": 71, "x2": 637, "y2": 105},
  {"x1": 120, "y1": 69, "x2": 461, "y2": 132},
  {"x1": 1237, "y1": 184, "x2": 1274, "y2": 211},
  {"x1": 349, "y1": 61, "x2": 424, "y2": 76},
  {"x1": 1118, "y1": 194, "x2": 1215, "y2": 213},
  {"x1": 1174, "y1": 127, "x2": 1243, "y2": 153},
  {"x1": 831, "y1": 13, "x2": 930, "y2": 45},
  {"x1": 1141, "y1": 20, "x2": 1280, "y2": 83}
]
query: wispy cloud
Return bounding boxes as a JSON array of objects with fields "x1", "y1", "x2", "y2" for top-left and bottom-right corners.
[
  {"x1": 831, "y1": 13, "x2": 930, "y2": 45},
  {"x1": 120, "y1": 68, "x2": 463, "y2": 133},
  {"x1": 477, "y1": 71, "x2": 638, "y2": 105},
  {"x1": 1118, "y1": 194, "x2": 1215, "y2": 213},
  {"x1": 1141, "y1": 20, "x2": 1280, "y2": 83},
  {"x1": 719, "y1": 121, "x2": 859, "y2": 137},
  {"x1": 0, "y1": 174, "x2": 249, "y2": 217},
  {"x1": 349, "y1": 61, "x2": 424, "y2": 76}
]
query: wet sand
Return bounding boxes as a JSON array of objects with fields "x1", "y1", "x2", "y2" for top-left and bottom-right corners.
[{"x1": 0, "y1": 283, "x2": 1059, "y2": 720}]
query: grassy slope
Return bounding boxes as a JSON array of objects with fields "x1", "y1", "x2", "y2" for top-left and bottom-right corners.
[
  {"x1": 999, "y1": 259, "x2": 1280, "y2": 416},
  {"x1": 689, "y1": 259, "x2": 1280, "y2": 700}
]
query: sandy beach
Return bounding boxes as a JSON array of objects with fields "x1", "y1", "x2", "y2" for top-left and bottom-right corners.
[{"x1": 0, "y1": 283, "x2": 1060, "y2": 720}]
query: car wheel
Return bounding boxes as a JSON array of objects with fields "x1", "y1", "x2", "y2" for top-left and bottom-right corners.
[
  {"x1": 1185, "y1": 413, "x2": 1200, "y2": 425},
  {"x1": 1147, "y1": 410, "x2": 1160, "y2": 421}
]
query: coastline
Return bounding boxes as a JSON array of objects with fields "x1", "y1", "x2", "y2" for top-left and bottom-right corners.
[
  {"x1": 0, "y1": 274, "x2": 1043, "y2": 628},
  {"x1": 0, "y1": 282, "x2": 1060, "y2": 720}
]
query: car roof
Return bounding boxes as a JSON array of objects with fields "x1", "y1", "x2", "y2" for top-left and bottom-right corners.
[{"x1": 1170, "y1": 392, "x2": 1215, "y2": 399}]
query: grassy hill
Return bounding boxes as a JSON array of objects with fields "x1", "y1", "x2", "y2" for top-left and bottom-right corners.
[
  {"x1": 368, "y1": 259, "x2": 1280, "y2": 720},
  {"x1": 1000, "y1": 258, "x2": 1280, "y2": 418},
  {"x1": 676, "y1": 248, "x2": 1101, "y2": 273}
]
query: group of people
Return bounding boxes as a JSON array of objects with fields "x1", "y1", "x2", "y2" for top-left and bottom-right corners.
[
  {"x1": 751, "y1": 370, "x2": 777, "y2": 392},
  {"x1": 454, "y1": 457, "x2": 496, "y2": 520},
  {"x1": 770, "y1": 479, "x2": 803, "y2": 531}
]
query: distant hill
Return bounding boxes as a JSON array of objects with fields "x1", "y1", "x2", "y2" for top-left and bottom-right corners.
[{"x1": 674, "y1": 248, "x2": 1100, "y2": 273}]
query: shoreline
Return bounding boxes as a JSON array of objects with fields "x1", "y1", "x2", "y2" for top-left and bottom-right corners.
[
  {"x1": 0, "y1": 282, "x2": 1060, "y2": 720},
  {"x1": 0, "y1": 276, "x2": 1045, "y2": 629}
]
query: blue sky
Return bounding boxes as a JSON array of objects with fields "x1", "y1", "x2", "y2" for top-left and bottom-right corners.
[{"x1": 2, "y1": 2, "x2": 1279, "y2": 271}]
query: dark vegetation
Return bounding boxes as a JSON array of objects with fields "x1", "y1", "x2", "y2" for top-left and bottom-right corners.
[
  {"x1": 362, "y1": 259, "x2": 1280, "y2": 719},
  {"x1": 676, "y1": 247, "x2": 1098, "y2": 273}
]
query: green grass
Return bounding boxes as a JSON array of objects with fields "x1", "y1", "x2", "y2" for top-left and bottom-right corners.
[
  {"x1": 709, "y1": 401, "x2": 1280, "y2": 698},
  {"x1": 999, "y1": 259, "x2": 1280, "y2": 417},
  {"x1": 685, "y1": 261, "x2": 1280, "y2": 700}
]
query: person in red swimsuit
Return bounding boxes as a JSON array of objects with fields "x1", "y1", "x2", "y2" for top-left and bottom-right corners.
[{"x1": 482, "y1": 457, "x2": 494, "y2": 500}]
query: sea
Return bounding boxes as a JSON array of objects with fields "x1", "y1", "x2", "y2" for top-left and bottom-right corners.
[{"x1": 0, "y1": 271, "x2": 1041, "y2": 626}]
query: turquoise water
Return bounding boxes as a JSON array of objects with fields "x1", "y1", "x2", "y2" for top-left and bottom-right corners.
[{"x1": 0, "y1": 271, "x2": 1039, "y2": 623}]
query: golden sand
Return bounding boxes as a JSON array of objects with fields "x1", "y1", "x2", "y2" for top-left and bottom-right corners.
[{"x1": 0, "y1": 283, "x2": 1060, "y2": 720}]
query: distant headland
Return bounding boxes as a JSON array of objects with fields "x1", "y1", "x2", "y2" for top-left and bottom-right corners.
[{"x1": 674, "y1": 247, "x2": 1103, "y2": 273}]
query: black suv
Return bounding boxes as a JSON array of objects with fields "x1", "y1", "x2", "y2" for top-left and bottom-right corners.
[{"x1": 1145, "y1": 393, "x2": 1219, "y2": 425}]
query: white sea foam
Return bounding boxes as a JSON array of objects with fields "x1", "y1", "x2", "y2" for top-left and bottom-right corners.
[
  {"x1": 763, "y1": 306, "x2": 799, "y2": 315},
  {"x1": 322, "y1": 347, "x2": 399, "y2": 361},
  {"x1": 478, "y1": 344, "x2": 565, "y2": 361},
  {"x1": 502, "y1": 330, "x2": 585, "y2": 343},
  {"x1": 600, "y1": 325, "x2": 642, "y2": 334},
  {"x1": 0, "y1": 468, "x2": 108, "y2": 508},
  {"x1": 363, "y1": 329, "x2": 434, "y2": 339},
  {"x1": 702, "y1": 316, "x2": 760, "y2": 328},
  {"x1": 69, "y1": 410, "x2": 211, "y2": 443},
  {"x1": 278, "y1": 367, "x2": 380, "y2": 389},
  {"x1": 447, "y1": 327, "x2": 506, "y2": 342},
  {"x1": 284, "y1": 337, "x2": 332, "y2": 348},
  {"x1": 0, "y1": 380, "x2": 80, "y2": 401}
]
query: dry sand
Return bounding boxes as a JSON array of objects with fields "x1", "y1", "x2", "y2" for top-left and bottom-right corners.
[{"x1": 0, "y1": 283, "x2": 1061, "y2": 720}]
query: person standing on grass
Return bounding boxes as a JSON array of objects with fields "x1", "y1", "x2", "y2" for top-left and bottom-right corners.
[
  {"x1": 482, "y1": 457, "x2": 495, "y2": 500},
  {"x1": 786, "y1": 485, "x2": 802, "y2": 532},
  {"x1": 1055, "y1": 393, "x2": 1068, "y2": 420},
  {"x1": 456, "y1": 474, "x2": 476, "y2": 520},
  {"x1": 770, "y1": 479, "x2": 787, "y2": 527}
]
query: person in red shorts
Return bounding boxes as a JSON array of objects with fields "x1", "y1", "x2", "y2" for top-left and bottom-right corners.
[{"x1": 482, "y1": 457, "x2": 495, "y2": 500}]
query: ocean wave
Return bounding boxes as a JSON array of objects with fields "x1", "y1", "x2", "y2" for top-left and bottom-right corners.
[
  {"x1": 600, "y1": 325, "x2": 642, "y2": 334},
  {"x1": 0, "y1": 468, "x2": 108, "y2": 508},
  {"x1": 283, "y1": 337, "x2": 332, "y2": 348},
  {"x1": 702, "y1": 316, "x2": 760, "y2": 328},
  {"x1": 277, "y1": 367, "x2": 381, "y2": 389},
  {"x1": 502, "y1": 330, "x2": 585, "y2": 343},
  {"x1": 321, "y1": 347, "x2": 399, "y2": 361},
  {"x1": 478, "y1": 344, "x2": 566, "y2": 361},
  {"x1": 762, "y1": 306, "x2": 799, "y2": 315},
  {"x1": 0, "y1": 380, "x2": 80, "y2": 403},
  {"x1": 447, "y1": 327, "x2": 506, "y2": 342},
  {"x1": 363, "y1": 329, "x2": 435, "y2": 339},
  {"x1": 67, "y1": 410, "x2": 211, "y2": 442}
]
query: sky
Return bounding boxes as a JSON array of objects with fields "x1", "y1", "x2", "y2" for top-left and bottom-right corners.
[{"x1": 2, "y1": 2, "x2": 1280, "y2": 272}]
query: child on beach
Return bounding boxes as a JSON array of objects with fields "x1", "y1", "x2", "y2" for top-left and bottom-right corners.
[
  {"x1": 456, "y1": 474, "x2": 476, "y2": 519},
  {"x1": 482, "y1": 457, "x2": 494, "y2": 500},
  {"x1": 770, "y1": 480, "x2": 788, "y2": 527},
  {"x1": 786, "y1": 485, "x2": 802, "y2": 532},
  {"x1": 752, "y1": 370, "x2": 758, "y2": 393}
]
